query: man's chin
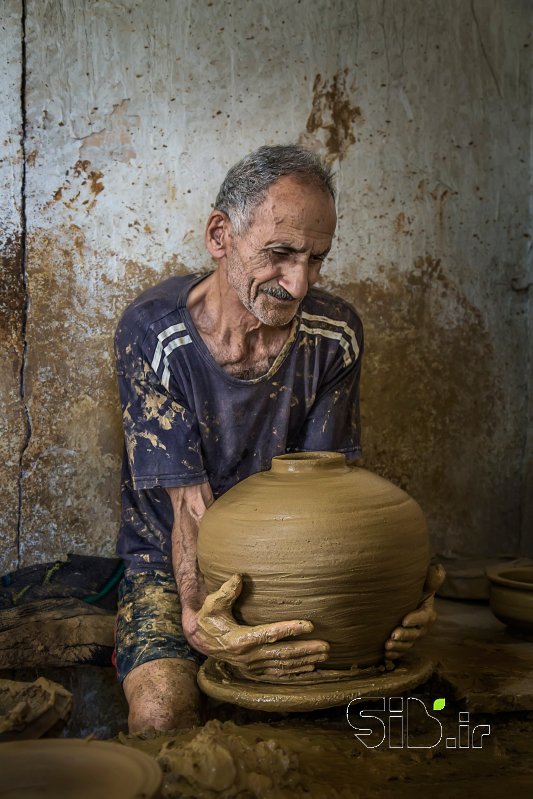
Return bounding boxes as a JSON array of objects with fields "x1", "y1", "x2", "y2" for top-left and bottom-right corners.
[{"x1": 254, "y1": 298, "x2": 299, "y2": 327}]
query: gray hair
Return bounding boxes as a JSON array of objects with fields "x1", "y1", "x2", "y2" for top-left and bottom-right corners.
[{"x1": 214, "y1": 144, "x2": 335, "y2": 235}]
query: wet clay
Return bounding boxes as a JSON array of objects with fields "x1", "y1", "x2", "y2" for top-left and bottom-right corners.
[
  {"x1": 197, "y1": 453, "x2": 429, "y2": 672},
  {"x1": 122, "y1": 715, "x2": 533, "y2": 799},
  {"x1": 0, "y1": 676, "x2": 72, "y2": 741},
  {"x1": 198, "y1": 650, "x2": 434, "y2": 712},
  {"x1": 157, "y1": 720, "x2": 300, "y2": 797}
]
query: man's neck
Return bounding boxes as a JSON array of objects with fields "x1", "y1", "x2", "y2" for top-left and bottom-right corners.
[{"x1": 187, "y1": 270, "x2": 293, "y2": 379}]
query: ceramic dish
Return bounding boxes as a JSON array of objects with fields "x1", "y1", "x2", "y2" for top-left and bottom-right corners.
[
  {"x1": 0, "y1": 739, "x2": 162, "y2": 799},
  {"x1": 486, "y1": 565, "x2": 533, "y2": 634}
]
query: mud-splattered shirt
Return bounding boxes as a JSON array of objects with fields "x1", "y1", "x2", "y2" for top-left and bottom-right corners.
[{"x1": 115, "y1": 272, "x2": 363, "y2": 574}]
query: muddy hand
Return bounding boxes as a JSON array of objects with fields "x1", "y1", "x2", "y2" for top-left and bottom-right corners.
[
  {"x1": 184, "y1": 574, "x2": 329, "y2": 676},
  {"x1": 384, "y1": 563, "x2": 446, "y2": 661}
]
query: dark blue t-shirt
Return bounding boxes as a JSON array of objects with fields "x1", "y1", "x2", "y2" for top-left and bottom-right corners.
[{"x1": 115, "y1": 272, "x2": 363, "y2": 574}]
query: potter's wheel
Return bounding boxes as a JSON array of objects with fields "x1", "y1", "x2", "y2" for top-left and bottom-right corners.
[
  {"x1": 198, "y1": 651, "x2": 434, "y2": 712},
  {"x1": 0, "y1": 739, "x2": 162, "y2": 798}
]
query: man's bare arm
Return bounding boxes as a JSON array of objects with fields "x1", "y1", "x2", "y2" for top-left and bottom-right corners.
[
  {"x1": 166, "y1": 484, "x2": 329, "y2": 677},
  {"x1": 168, "y1": 482, "x2": 214, "y2": 615}
]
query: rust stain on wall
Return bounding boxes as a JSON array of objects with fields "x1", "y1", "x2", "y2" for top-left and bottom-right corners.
[
  {"x1": 18, "y1": 228, "x2": 191, "y2": 566},
  {"x1": 393, "y1": 212, "x2": 413, "y2": 236},
  {"x1": 50, "y1": 159, "x2": 105, "y2": 211},
  {"x1": 0, "y1": 235, "x2": 26, "y2": 571},
  {"x1": 300, "y1": 70, "x2": 362, "y2": 162},
  {"x1": 326, "y1": 257, "x2": 510, "y2": 555},
  {"x1": 0, "y1": 236, "x2": 24, "y2": 344}
]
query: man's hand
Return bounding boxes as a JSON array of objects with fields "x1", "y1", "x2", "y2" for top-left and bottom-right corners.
[
  {"x1": 182, "y1": 573, "x2": 330, "y2": 680},
  {"x1": 384, "y1": 563, "x2": 446, "y2": 661}
]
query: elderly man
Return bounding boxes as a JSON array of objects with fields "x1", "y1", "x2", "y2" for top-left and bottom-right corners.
[{"x1": 114, "y1": 145, "x2": 440, "y2": 733}]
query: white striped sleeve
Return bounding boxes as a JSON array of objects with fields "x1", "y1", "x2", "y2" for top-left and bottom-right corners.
[
  {"x1": 300, "y1": 311, "x2": 360, "y2": 367},
  {"x1": 149, "y1": 322, "x2": 192, "y2": 390}
]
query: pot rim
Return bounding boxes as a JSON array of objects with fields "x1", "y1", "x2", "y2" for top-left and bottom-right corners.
[
  {"x1": 486, "y1": 565, "x2": 533, "y2": 591},
  {"x1": 271, "y1": 451, "x2": 348, "y2": 473}
]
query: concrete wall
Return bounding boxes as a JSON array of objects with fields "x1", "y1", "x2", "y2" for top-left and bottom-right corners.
[
  {"x1": 0, "y1": 0, "x2": 531, "y2": 574},
  {"x1": 0, "y1": 0, "x2": 25, "y2": 571}
]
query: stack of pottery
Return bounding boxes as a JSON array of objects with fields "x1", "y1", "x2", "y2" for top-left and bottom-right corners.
[{"x1": 198, "y1": 452, "x2": 429, "y2": 671}]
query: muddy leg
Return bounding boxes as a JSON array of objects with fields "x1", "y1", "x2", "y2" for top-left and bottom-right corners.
[{"x1": 123, "y1": 657, "x2": 202, "y2": 733}]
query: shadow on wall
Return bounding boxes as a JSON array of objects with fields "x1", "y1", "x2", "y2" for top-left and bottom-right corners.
[{"x1": 325, "y1": 255, "x2": 506, "y2": 556}]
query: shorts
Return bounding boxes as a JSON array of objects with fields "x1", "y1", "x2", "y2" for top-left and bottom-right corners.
[{"x1": 113, "y1": 570, "x2": 204, "y2": 683}]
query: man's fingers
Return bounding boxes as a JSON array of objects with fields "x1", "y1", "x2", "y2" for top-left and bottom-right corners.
[
  {"x1": 385, "y1": 639, "x2": 417, "y2": 653},
  {"x1": 423, "y1": 563, "x2": 446, "y2": 595},
  {"x1": 255, "y1": 664, "x2": 317, "y2": 677},
  {"x1": 235, "y1": 619, "x2": 315, "y2": 648},
  {"x1": 245, "y1": 652, "x2": 329, "y2": 672},
  {"x1": 401, "y1": 606, "x2": 437, "y2": 628},
  {"x1": 385, "y1": 651, "x2": 404, "y2": 661},
  {"x1": 201, "y1": 574, "x2": 243, "y2": 614},
  {"x1": 387, "y1": 626, "x2": 423, "y2": 643},
  {"x1": 240, "y1": 638, "x2": 329, "y2": 664}
]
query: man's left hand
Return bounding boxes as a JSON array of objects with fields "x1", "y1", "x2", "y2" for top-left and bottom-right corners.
[{"x1": 384, "y1": 563, "x2": 446, "y2": 661}]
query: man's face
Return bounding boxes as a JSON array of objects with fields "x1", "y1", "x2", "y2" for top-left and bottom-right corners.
[{"x1": 225, "y1": 175, "x2": 337, "y2": 326}]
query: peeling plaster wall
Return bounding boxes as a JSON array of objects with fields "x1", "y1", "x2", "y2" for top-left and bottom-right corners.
[
  {"x1": 0, "y1": 0, "x2": 24, "y2": 571},
  {"x1": 0, "y1": 0, "x2": 531, "y2": 572}
]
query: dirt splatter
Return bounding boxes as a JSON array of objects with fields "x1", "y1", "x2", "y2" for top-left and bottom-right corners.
[
  {"x1": 88, "y1": 169, "x2": 104, "y2": 196},
  {"x1": 324, "y1": 257, "x2": 509, "y2": 556},
  {"x1": 0, "y1": 235, "x2": 25, "y2": 572},
  {"x1": 0, "y1": 236, "x2": 24, "y2": 343},
  {"x1": 393, "y1": 211, "x2": 413, "y2": 236},
  {"x1": 430, "y1": 184, "x2": 451, "y2": 229},
  {"x1": 299, "y1": 70, "x2": 362, "y2": 163},
  {"x1": 415, "y1": 180, "x2": 457, "y2": 231},
  {"x1": 50, "y1": 159, "x2": 104, "y2": 211},
  {"x1": 14, "y1": 228, "x2": 192, "y2": 568},
  {"x1": 72, "y1": 159, "x2": 91, "y2": 178}
]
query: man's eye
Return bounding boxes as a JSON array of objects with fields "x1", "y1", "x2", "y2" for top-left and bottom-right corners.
[
  {"x1": 311, "y1": 255, "x2": 326, "y2": 263},
  {"x1": 272, "y1": 249, "x2": 290, "y2": 256}
]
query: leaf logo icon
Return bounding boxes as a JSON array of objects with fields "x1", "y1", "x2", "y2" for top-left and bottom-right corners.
[{"x1": 433, "y1": 698, "x2": 446, "y2": 711}]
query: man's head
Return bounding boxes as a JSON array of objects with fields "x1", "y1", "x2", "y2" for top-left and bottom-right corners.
[
  {"x1": 206, "y1": 145, "x2": 337, "y2": 326},
  {"x1": 214, "y1": 144, "x2": 335, "y2": 236}
]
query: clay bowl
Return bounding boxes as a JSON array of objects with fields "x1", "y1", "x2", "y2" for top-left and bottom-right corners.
[
  {"x1": 0, "y1": 739, "x2": 162, "y2": 799},
  {"x1": 487, "y1": 565, "x2": 533, "y2": 635}
]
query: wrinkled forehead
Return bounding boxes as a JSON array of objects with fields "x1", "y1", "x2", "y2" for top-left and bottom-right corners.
[{"x1": 252, "y1": 176, "x2": 337, "y2": 238}]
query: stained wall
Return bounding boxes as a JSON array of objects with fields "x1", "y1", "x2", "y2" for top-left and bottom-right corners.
[
  {"x1": 0, "y1": 0, "x2": 531, "y2": 573},
  {"x1": 0, "y1": 0, "x2": 25, "y2": 570}
]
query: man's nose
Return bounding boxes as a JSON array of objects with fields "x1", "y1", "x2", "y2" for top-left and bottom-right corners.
[{"x1": 278, "y1": 262, "x2": 309, "y2": 300}]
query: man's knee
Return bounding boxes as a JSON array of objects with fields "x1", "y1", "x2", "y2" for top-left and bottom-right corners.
[{"x1": 123, "y1": 657, "x2": 202, "y2": 733}]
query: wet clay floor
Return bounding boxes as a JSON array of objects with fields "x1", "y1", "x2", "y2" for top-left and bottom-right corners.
[
  {"x1": 119, "y1": 600, "x2": 533, "y2": 798},
  {"x1": 120, "y1": 711, "x2": 533, "y2": 798}
]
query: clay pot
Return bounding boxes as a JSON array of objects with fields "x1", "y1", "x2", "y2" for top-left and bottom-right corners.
[
  {"x1": 197, "y1": 452, "x2": 430, "y2": 669},
  {"x1": 487, "y1": 565, "x2": 533, "y2": 635}
]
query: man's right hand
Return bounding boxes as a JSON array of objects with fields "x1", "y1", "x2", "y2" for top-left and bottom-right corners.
[{"x1": 182, "y1": 573, "x2": 330, "y2": 680}]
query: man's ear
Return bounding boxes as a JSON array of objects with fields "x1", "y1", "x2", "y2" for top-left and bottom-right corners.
[{"x1": 205, "y1": 210, "x2": 231, "y2": 260}]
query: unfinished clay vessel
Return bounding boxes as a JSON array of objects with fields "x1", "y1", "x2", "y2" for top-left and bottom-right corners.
[
  {"x1": 487, "y1": 564, "x2": 533, "y2": 635},
  {"x1": 197, "y1": 452, "x2": 430, "y2": 669}
]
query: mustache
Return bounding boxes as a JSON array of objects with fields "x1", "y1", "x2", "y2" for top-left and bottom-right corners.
[{"x1": 260, "y1": 285, "x2": 296, "y2": 301}]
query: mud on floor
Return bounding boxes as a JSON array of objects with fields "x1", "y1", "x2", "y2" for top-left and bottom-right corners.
[{"x1": 119, "y1": 705, "x2": 533, "y2": 799}]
